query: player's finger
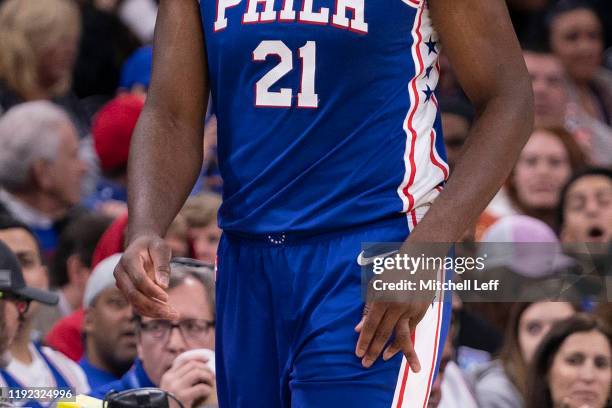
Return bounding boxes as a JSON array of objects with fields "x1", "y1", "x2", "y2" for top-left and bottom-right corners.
[
  {"x1": 115, "y1": 267, "x2": 177, "y2": 319},
  {"x1": 361, "y1": 307, "x2": 402, "y2": 368},
  {"x1": 382, "y1": 315, "x2": 411, "y2": 361},
  {"x1": 355, "y1": 302, "x2": 386, "y2": 358},
  {"x1": 120, "y1": 252, "x2": 169, "y2": 302},
  {"x1": 354, "y1": 301, "x2": 372, "y2": 333},
  {"x1": 400, "y1": 317, "x2": 421, "y2": 373},
  {"x1": 149, "y1": 238, "x2": 172, "y2": 289}
]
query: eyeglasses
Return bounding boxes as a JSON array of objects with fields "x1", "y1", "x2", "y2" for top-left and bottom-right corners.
[{"x1": 139, "y1": 318, "x2": 215, "y2": 343}]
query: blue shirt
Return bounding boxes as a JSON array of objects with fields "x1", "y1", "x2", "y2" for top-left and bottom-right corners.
[
  {"x1": 89, "y1": 359, "x2": 154, "y2": 400},
  {"x1": 79, "y1": 357, "x2": 120, "y2": 390},
  {"x1": 200, "y1": 0, "x2": 448, "y2": 235}
]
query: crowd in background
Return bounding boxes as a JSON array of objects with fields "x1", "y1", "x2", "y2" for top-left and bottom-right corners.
[{"x1": 0, "y1": 0, "x2": 610, "y2": 407}]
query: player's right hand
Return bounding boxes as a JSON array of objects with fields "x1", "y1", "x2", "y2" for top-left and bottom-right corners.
[{"x1": 114, "y1": 234, "x2": 179, "y2": 319}]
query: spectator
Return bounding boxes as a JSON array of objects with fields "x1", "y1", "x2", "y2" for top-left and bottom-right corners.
[
  {"x1": 86, "y1": 94, "x2": 145, "y2": 217},
  {"x1": 181, "y1": 193, "x2": 222, "y2": 264},
  {"x1": 91, "y1": 260, "x2": 217, "y2": 408},
  {"x1": 80, "y1": 254, "x2": 136, "y2": 389},
  {"x1": 506, "y1": 127, "x2": 586, "y2": 229},
  {"x1": 31, "y1": 214, "x2": 112, "y2": 338},
  {"x1": 191, "y1": 115, "x2": 223, "y2": 196},
  {"x1": 0, "y1": 102, "x2": 88, "y2": 256},
  {"x1": 0, "y1": 240, "x2": 58, "y2": 371},
  {"x1": 0, "y1": 218, "x2": 90, "y2": 401},
  {"x1": 558, "y1": 167, "x2": 612, "y2": 244},
  {"x1": 524, "y1": 48, "x2": 569, "y2": 129},
  {"x1": 526, "y1": 313, "x2": 611, "y2": 408},
  {"x1": 440, "y1": 98, "x2": 474, "y2": 173},
  {"x1": 0, "y1": 0, "x2": 90, "y2": 137},
  {"x1": 470, "y1": 301, "x2": 578, "y2": 408},
  {"x1": 548, "y1": 0, "x2": 612, "y2": 166}
]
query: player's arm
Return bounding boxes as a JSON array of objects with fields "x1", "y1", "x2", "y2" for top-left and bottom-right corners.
[
  {"x1": 356, "y1": 0, "x2": 533, "y2": 369},
  {"x1": 114, "y1": 0, "x2": 208, "y2": 318}
]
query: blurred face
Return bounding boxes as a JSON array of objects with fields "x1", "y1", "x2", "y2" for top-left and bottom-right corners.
[
  {"x1": 518, "y1": 302, "x2": 575, "y2": 363},
  {"x1": 513, "y1": 131, "x2": 572, "y2": 210},
  {"x1": 441, "y1": 113, "x2": 469, "y2": 172},
  {"x1": 561, "y1": 175, "x2": 612, "y2": 244},
  {"x1": 549, "y1": 331, "x2": 611, "y2": 408},
  {"x1": 84, "y1": 287, "x2": 136, "y2": 374},
  {"x1": 0, "y1": 228, "x2": 47, "y2": 320},
  {"x1": 45, "y1": 123, "x2": 86, "y2": 207},
  {"x1": 138, "y1": 277, "x2": 215, "y2": 385},
  {"x1": 0, "y1": 300, "x2": 20, "y2": 358},
  {"x1": 524, "y1": 52, "x2": 568, "y2": 128},
  {"x1": 191, "y1": 224, "x2": 221, "y2": 265},
  {"x1": 37, "y1": 33, "x2": 79, "y2": 89},
  {"x1": 550, "y1": 9, "x2": 604, "y2": 83}
]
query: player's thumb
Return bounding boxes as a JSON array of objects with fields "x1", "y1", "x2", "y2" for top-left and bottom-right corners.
[{"x1": 149, "y1": 238, "x2": 172, "y2": 289}]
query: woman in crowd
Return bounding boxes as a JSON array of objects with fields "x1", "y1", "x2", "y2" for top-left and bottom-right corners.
[
  {"x1": 548, "y1": 0, "x2": 612, "y2": 166},
  {"x1": 470, "y1": 301, "x2": 578, "y2": 408},
  {"x1": 0, "y1": 0, "x2": 89, "y2": 137},
  {"x1": 526, "y1": 313, "x2": 611, "y2": 408},
  {"x1": 505, "y1": 127, "x2": 585, "y2": 230}
]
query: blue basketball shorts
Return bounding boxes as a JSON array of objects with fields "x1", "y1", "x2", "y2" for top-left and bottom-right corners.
[{"x1": 215, "y1": 210, "x2": 452, "y2": 408}]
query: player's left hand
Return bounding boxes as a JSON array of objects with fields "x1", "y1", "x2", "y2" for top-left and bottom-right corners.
[{"x1": 354, "y1": 299, "x2": 430, "y2": 370}]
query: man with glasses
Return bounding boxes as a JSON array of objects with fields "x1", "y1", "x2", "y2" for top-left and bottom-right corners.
[{"x1": 91, "y1": 259, "x2": 217, "y2": 408}]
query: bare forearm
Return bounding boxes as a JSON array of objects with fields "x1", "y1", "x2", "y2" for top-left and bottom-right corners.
[
  {"x1": 127, "y1": 0, "x2": 207, "y2": 241},
  {"x1": 409, "y1": 89, "x2": 533, "y2": 243}
]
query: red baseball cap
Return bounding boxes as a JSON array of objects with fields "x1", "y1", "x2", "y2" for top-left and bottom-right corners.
[{"x1": 92, "y1": 94, "x2": 145, "y2": 173}]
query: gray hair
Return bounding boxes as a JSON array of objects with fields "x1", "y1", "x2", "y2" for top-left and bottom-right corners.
[
  {"x1": 0, "y1": 101, "x2": 70, "y2": 191},
  {"x1": 169, "y1": 259, "x2": 215, "y2": 318}
]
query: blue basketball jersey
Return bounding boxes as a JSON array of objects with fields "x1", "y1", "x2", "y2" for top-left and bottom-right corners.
[{"x1": 200, "y1": 0, "x2": 448, "y2": 235}]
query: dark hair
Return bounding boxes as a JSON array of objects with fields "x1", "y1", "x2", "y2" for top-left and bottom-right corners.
[
  {"x1": 0, "y1": 214, "x2": 42, "y2": 259},
  {"x1": 557, "y1": 167, "x2": 612, "y2": 228},
  {"x1": 546, "y1": 0, "x2": 598, "y2": 27},
  {"x1": 51, "y1": 214, "x2": 113, "y2": 288},
  {"x1": 526, "y1": 313, "x2": 612, "y2": 408},
  {"x1": 499, "y1": 301, "x2": 581, "y2": 397}
]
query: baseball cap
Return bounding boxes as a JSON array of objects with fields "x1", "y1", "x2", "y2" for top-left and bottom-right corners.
[
  {"x1": 0, "y1": 241, "x2": 58, "y2": 305},
  {"x1": 83, "y1": 253, "x2": 122, "y2": 308},
  {"x1": 120, "y1": 46, "x2": 153, "y2": 90},
  {"x1": 92, "y1": 94, "x2": 145, "y2": 173}
]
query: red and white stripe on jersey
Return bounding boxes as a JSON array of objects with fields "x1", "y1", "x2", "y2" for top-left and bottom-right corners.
[
  {"x1": 396, "y1": 203, "x2": 448, "y2": 408},
  {"x1": 397, "y1": 2, "x2": 448, "y2": 214},
  {"x1": 400, "y1": 0, "x2": 422, "y2": 8}
]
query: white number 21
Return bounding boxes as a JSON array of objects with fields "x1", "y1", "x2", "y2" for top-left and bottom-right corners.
[{"x1": 253, "y1": 40, "x2": 318, "y2": 108}]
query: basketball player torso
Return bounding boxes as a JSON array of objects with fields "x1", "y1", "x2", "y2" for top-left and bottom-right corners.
[{"x1": 200, "y1": 0, "x2": 448, "y2": 235}]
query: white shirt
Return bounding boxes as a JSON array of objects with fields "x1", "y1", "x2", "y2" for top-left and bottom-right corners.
[{"x1": 0, "y1": 344, "x2": 89, "y2": 398}]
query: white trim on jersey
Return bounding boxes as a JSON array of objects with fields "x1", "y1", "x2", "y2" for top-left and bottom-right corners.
[{"x1": 397, "y1": 2, "x2": 448, "y2": 214}]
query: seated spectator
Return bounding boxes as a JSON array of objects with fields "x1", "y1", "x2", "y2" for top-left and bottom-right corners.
[
  {"x1": 0, "y1": 217, "x2": 89, "y2": 401},
  {"x1": 80, "y1": 254, "x2": 136, "y2": 389},
  {"x1": 181, "y1": 193, "x2": 222, "y2": 264},
  {"x1": 0, "y1": 240, "x2": 59, "y2": 371},
  {"x1": 31, "y1": 214, "x2": 112, "y2": 338},
  {"x1": 86, "y1": 94, "x2": 145, "y2": 217},
  {"x1": 0, "y1": 102, "x2": 87, "y2": 256},
  {"x1": 505, "y1": 127, "x2": 585, "y2": 229},
  {"x1": 524, "y1": 48, "x2": 569, "y2": 129},
  {"x1": 526, "y1": 313, "x2": 611, "y2": 408},
  {"x1": 558, "y1": 167, "x2": 612, "y2": 244},
  {"x1": 0, "y1": 0, "x2": 90, "y2": 137},
  {"x1": 548, "y1": 0, "x2": 612, "y2": 167},
  {"x1": 91, "y1": 260, "x2": 217, "y2": 407},
  {"x1": 470, "y1": 301, "x2": 578, "y2": 408}
]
